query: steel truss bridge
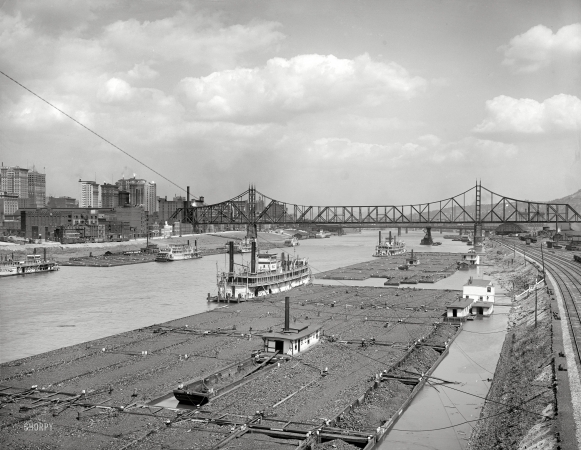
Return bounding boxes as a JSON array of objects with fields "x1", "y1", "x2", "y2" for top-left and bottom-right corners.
[{"x1": 170, "y1": 183, "x2": 581, "y2": 232}]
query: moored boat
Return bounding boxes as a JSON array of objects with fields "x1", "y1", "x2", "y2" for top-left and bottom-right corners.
[
  {"x1": 314, "y1": 230, "x2": 331, "y2": 239},
  {"x1": 373, "y1": 231, "x2": 406, "y2": 257},
  {"x1": 237, "y1": 236, "x2": 255, "y2": 253},
  {"x1": 211, "y1": 241, "x2": 311, "y2": 301},
  {"x1": 284, "y1": 236, "x2": 299, "y2": 247},
  {"x1": 155, "y1": 244, "x2": 201, "y2": 262},
  {"x1": 0, "y1": 254, "x2": 59, "y2": 277}
]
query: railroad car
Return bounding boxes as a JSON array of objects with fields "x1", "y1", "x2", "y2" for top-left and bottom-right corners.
[{"x1": 574, "y1": 254, "x2": 581, "y2": 264}]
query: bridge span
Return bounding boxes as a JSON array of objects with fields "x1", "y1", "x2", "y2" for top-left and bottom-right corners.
[{"x1": 171, "y1": 182, "x2": 581, "y2": 245}]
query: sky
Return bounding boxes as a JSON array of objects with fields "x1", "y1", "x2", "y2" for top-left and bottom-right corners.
[{"x1": 1, "y1": 0, "x2": 580, "y2": 207}]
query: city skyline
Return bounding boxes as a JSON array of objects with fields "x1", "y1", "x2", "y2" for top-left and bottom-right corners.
[{"x1": 1, "y1": 1, "x2": 580, "y2": 207}]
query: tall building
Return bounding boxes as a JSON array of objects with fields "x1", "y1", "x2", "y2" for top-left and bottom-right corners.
[
  {"x1": 145, "y1": 181, "x2": 157, "y2": 213},
  {"x1": 79, "y1": 180, "x2": 100, "y2": 207},
  {"x1": 28, "y1": 169, "x2": 46, "y2": 208},
  {"x1": 115, "y1": 176, "x2": 157, "y2": 213},
  {"x1": 100, "y1": 183, "x2": 119, "y2": 208},
  {"x1": 1, "y1": 165, "x2": 29, "y2": 199}
]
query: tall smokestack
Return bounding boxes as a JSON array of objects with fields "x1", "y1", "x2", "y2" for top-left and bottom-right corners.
[
  {"x1": 251, "y1": 240, "x2": 256, "y2": 273},
  {"x1": 284, "y1": 297, "x2": 290, "y2": 331},
  {"x1": 281, "y1": 251, "x2": 285, "y2": 271},
  {"x1": 379, "y1": 231, "x2": 382, "y2": 245},
  {"x1": 389, "y1": 231, "x2": 392, "y2": 244},
  {"x1": 229, "y1": 241, "x2": 234, "y2": 273}
]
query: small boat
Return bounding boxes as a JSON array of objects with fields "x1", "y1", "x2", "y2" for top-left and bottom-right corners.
[
  {"x1": 284, "y1": 237, "x2": 299, "y2": 247},
  {"x1": 237, "y1": 236, "x2": 255, "y2": 253},
  {"x1": 155, "y1": 244, "x2": 201, "y2": 261},
  {"x1": 173, "y1": 352, "x2": 280, "y2": 405},
  {"x1": 0, "y1": 254, "x2": 59, "y2": 277},
  {"x1": 433, "y1": 242, "x2": 442, "y2": 246},
  {"x1": 314, "y1": 230, "x2": 331, "y2": 239},
  {"x1": 373, "y1": 231, "x2": 406, "y2": 257}
]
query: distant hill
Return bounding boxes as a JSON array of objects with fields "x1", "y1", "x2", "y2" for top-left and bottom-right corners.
[{"x1": 548, "y1": 188, "x2": 581, "y2": 212}]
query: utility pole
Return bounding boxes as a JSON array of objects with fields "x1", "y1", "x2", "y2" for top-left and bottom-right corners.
[
  {"x1": 540, "y1": 241, "x2": 546, "y2": 281},
  {"x1": 534, "y1": 272, "x2": 538, "y2": 328}
]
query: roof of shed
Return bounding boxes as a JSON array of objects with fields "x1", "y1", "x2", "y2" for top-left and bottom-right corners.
[{"x1": 447, "y1": 299, "x2": 473, "y2": 309}]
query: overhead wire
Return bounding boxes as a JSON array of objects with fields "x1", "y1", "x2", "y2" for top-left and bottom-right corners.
[{"x1": 0, "y1": 70, "x2": 191, "y2": 198}]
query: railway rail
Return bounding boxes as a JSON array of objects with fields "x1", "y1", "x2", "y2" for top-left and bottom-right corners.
[{"x1": 493, "y1": 237, "x2": 581, "y2": 372}]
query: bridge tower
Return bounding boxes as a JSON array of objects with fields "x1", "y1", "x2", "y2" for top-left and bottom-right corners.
[
  {"x1": 247, "y1": 184, "x2": 257, "y2": 239},
  {"x1": 474, "y1": 180, "x2": 483, "y2": 253}
]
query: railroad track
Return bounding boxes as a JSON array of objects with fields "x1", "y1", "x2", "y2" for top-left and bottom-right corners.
[{"x1": 493, "y1": 238, "x2": 581, "y2": 372}]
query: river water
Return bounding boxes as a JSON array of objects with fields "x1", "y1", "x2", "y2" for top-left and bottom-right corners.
[
  {"x1": 1, "y1": 229, "x2": 508, "y2": 448},
  {"x1": 0, "y1": 229, "x2": 471, "y2": 363}
]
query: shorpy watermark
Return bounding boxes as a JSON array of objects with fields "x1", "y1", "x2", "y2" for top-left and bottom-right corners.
[{"x1": 23, "y1": 421, "x2": 53, "y2": 432}]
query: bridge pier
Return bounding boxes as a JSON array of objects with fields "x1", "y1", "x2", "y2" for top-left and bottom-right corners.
[
  {"x1": 405, "y1": 228, "x2": 408, "y2": 234},
  {"x1": 420, "y1": 227, "x2": 433, "y2": 245}
]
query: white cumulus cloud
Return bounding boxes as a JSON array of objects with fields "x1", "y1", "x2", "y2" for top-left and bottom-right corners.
[
  {"x1": 473, "y1": 94, "x2": 581, "y2": 134},
  {"x1": 178, "y1": 54, "x2": 427, "y2": 122},
  {"x1": 499, "y1": 23, "x2": 581, "y2": 73}
]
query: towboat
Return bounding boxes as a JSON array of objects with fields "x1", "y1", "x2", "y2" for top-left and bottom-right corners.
[
  {"x1": 314, "y1": 230, "x2": 331, "y2": 238},
  {"x1": 284, "y1": 237, "x2": 299, "y2": 247},
  {"x1": 237, "y1": 236, "x2": 254, "y2": 253},
  {"x1": 373, "y1": 231, "x2": 406, "y2": 257},
  {"x1": 212, "y1": 241, "x2": 311, "y2": 301},
  {"x1": 155, "y1": 244, "x2": 201, "y2": 261},
  {"x1": 0, "y1": 254, "x2": 59, "y2": 277}
]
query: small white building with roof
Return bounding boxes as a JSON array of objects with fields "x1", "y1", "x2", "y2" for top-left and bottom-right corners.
[
  {"x1": 463, "y1": 278, "x2": 495, "y2": 316},
  {"x1": 446, "y1": 298, "x2": 474, "y2": 319},
  {"x1": 260, "y1": 297, "x2": 323, "y2": 356},
  {"x1": 460, "y1": 250, "x2": 480, "y2": 266}
]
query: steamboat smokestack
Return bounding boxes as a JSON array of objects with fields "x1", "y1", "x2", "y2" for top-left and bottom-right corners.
[
  {"x1": 389, "y1": 231, "x2": 392, "y2": 244},
  {"x1": 284, "y1": 297, "x2": 290, "y2": 331},
  {"x1": 251, "y1": 240, "x2": 256, "y2": 273},
  {"x1": 229, "y1": 241, "x2": 234, "y2": 273},
  {"x1": 379, "y1": 231, "x2": 381, "y2": 245}
]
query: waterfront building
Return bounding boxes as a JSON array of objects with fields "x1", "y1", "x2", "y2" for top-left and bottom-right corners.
[
  {"x1": 79, "y1": 180, "x2": 100, "y2": 207},
  {"x1": 20, "y1": 207, "x2": 104, "y2": 240},
  {"x1": 27, "y1": 169, "x2": 46, "y2": 208},
  {"x1": 100, "y1": 183, "x2": 119, "y2": 208},
  {"x1": 446, "y1": 298, "x2": 473, "y2": 319},
  {"x1": 19, "y1": 205, "x2": 145, "y2": 240},
  {"x1": 460, "y1": 251, "x2": 480, "y2": 266},
  {"x1": 463, "y1": 278, "x2": 495, "y2": 302},
  {"x1": 48, "y1": 196, "x2": 78, "y2": 208},
  {"x1": 463, "y1": 278, "x2": 495, "y2": 316}
]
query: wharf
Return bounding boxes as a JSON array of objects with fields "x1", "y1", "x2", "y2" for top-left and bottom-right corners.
[{"x1": 0, "y1": 284, "x2": 461, "y2": 449}]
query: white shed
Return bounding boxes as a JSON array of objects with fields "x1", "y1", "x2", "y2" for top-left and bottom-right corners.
[
  {"x1": 463, "y1": 278, "x2": 495, "y2": 303},
  {"x1": 446, "y1": 299, "x2": 474, "y2": 319},
  {"x1": 460, "y1": 251, "x2": 480, "y2": 266},
  {"x1": 261, "y1": 323, "x2": 322, "y2": 356}
]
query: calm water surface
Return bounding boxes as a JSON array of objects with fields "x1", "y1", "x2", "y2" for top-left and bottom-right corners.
[{"x1": 0, "y1": 229, "x2": 476, "y2": 363}]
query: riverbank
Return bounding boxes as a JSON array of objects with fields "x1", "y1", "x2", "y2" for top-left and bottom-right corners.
[
  {"x1": 0, "y1": 231, "x2": 290, "y2": 264},
  {"x1": 467, "y1": 243, "x2": 559, "y2": 450}
]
